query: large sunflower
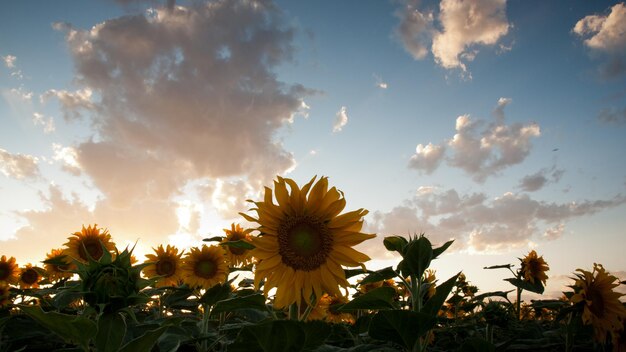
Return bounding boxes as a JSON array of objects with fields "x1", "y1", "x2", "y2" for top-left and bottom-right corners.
[
  {"x1": 143, "y1": 245, "x2": 184, "y2": 288},
  {"x1": 181, "y1": 245, "x2": 229, "y2": 289},
  {"x1": 520, "y1": 250, "x2": 549, "y2": 285},
  {"x1": 44, "y1": 248, "x2": 74, "y2": 282},
  {"x1": 570, "y1": 263, "x2": 626, "y2": 344},
  {"x1": 64, "y1": 224, "x2": 116, "y2": 263},
  {"x1": 0, "y1": 282, "x2": 10, "y2": 308},
  {"x1": 0, "y1": 255, "x2": 20, "y2": 285},
  {"x1": 221, "y1": 223, "x2": 254, "y2": 267},
  {"x1": 241, "y1": 176, "x2": 375, "y2": 308},
  {"x1": 18, "y1": 263, "x2": 42, "y2": 289}
]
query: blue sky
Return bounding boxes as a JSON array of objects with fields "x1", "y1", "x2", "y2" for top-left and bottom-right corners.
[{"x1": 1, "y1": 0, "x2": 625, "y2": 298}]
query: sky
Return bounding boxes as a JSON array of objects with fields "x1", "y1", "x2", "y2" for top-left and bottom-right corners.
[{"x1": 1, "y1": 0, "x2": 625, "y2": 299}]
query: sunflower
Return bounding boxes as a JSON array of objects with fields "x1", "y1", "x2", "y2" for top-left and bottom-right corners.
[
  {"x1": 18, "y1": 263, "x2": 42, "y2": 289},
  {"x1": 221, "y1": 223, "x2": 254, "y2": 266},
  {"x1": 143, "y1": 245, "x2": 184, "y2": 288},
  {"x1": 0, "y1": 282, "x2": 11, "y2": 308},
  {"x1": 241, "y1": 176, "x2": 375, "y2": 308},
  {"x1": 424, "y1": 269, "x2": 437, "y2": 300},
  {"x1": 64, "y1": 224, "x2": 116, "y2": 263},
  {"x1": 520, "y1": 250, "x2": 549, "y2": 285},
  {"x1": 181, "y1": 245, "x2": 229, "y2": 289},
  {"x1": 0, "y1": 255, "x2": 20, "y2": 285},
  {"x1": 570, "y1": 263, "x2": 626, "y2": 344},
  {"x1": 44, "y1": 248, "x2": 73, "y2": 282},
  {"x1": 318, "y1": 294, "x2": 355, "y2": 324}
]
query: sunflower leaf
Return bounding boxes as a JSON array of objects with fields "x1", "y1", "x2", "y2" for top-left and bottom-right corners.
[
  {"x1": 95, "y1": 312, "x2": 126, "y2": 352},
  {"x1": 339, "y1": 286, "x2": 397, "y2": 311},
  {"x1": 504, "y1": 278, "x2": 545, "y2": 294},
  {"x1": 458, "y1": 337, "x2": 496, "y2": 352},
  {"x1": 229, "y1": 320, "x2": 306, "y2": 352},
  {"x1": 471, "y1": 290, "x2": 514, "y2": 302},
  {"x1": 368, "y1": 310, "x2": 436, "y2": 349},
  {"x1": 118, "y1": 325, "x2": 169, "y2": 352},
  {"x1": 422, "y1": 272, "x2": 461, "y2": 316},
  {"x1": 402, "y1": 236, "x2": 433, "y2": 279},
  {"x1": 358, "y1": 267, "x2": 397, "y2": 285},
  {"x1": 202, "y1": 236, "x2": 224, "y2": 242},
  {"x1": 19, "y1": 305, "x2": 96, "y2": 351},
  {"x1": 344, "y1": 268, "x2": 368, "y2": 279},
  {"x1": 383, "y1": 236, "x2": 408, "y2": 254},
  {"x1": 484, "y1": 264, "x2": 514, "y2": 270},
  {"x1": 220, "y1": 240, "x2": 255, "y2": 250},
  {"x1": 212, "y1": 293, "x2": 266, "y2": 314},
  {"x1": 432, "y1": 239, "x2": 454, "y2": 259},
  {"x1": 199, "y1": 282, "x2": 233, "y2": 306}
]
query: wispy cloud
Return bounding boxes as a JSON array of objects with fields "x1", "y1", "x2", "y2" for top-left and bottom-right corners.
[
  {"x1": 0, "y1": 148, "x2": 40, "y2": 180},
  {"x1": 2, "y1": 54, "x2": 16, "y2": 68},
  {"x1": 333, "y1": 106, "x2": 349, "y2": 133},
  {"x1": 517, "y1": 166, "x2": 564, "y2": 192}
]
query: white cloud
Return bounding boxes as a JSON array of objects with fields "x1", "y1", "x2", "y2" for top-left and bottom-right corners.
[
  {"x1": 0, "y1": 148, "x2": 40, "y2": 180},
  {"x1": 373, "y1": 74, "x2": 388, "y2": 89},
  {"x1": 52, "y1": 143, "x2": 81, "y2": 175},
  {"x1": 395, "y1": 1, "x2": 433, "y2": 60},
  {"x1": 432, "y1": 0, "x2": 509, "y2": 72},
  {"x1": 2, "y1": 55, "x2": 16, "y2": 68},
  {"x1": 408, "y1": 142, "x2": 445, "y2": 174},
  {"x1": 9, "y1": 87, "x2": 33, "y2": 101},
  {"x1": 367, "y1": 187, "x2": 626, "y2": 253},
  {"x1": 41, "y1": 88, "x2": 95, "y2": 121},
  {"x1": 517, "y1": 166, "x2": 564, "y2": 192},
  {"x1": 32, "y1": 112, "x2": 56, "y2": 134},
  {"x1": 409, "y1": 98, "x2": 540, "y2": 182},
  {"x1": 333, "y1": 106, "x2": 349, "y2": 133},
  {"x1": 573, "y1": 3, "x2": 626, "y2": 77}
]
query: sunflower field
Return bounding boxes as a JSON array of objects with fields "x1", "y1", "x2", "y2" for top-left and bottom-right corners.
[{"x1": 0, "y1": 176, "x2": 624, "y2": 351}]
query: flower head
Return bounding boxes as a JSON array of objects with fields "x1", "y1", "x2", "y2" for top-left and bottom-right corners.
[
  {"x1": 181, "y1": 245, "x2": 229, "y2": 289},
  {"x1": 18, "y1": 263, "x2": 42, "y2": 289},
  {"x1": 64, "y1": 224, "x2": 116, "y2": 263},
  {"x1": 44, "y1": 248, "x2": 73, "y2": 282},
  {"x1": 143, "y1": 245, "x2": 184, "y2": 288},
  {"x1": 520, "y1": 250, "x2": 549, "y2": 285},
  {"x1": 0, "y1": 282, "x2": 11, "y2": 308},
  {"x1": 221, "y1": 223, "x2": 254, "y2": 267},
  {"x1": 570, "y1": 263, "x2": 626, "y2": 344},
  {"x1": 0, "y1": 255, "x2": 20, "y2": 285},
  {"x1": 318, "y1": 294, "x2": 355, "y2": 324},
  {"x1": 424, "y1": 269, "x2": 437, "y2": 300},
  {"x1": 241, "y1": 176, "x2": 375, "y2": 308}
]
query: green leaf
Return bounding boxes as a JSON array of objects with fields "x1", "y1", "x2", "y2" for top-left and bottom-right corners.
[
  {"x1": 368, "y1": 310, "x2": 436, "y2": 349},
  {"x1": 118, "y1": 326, "x2": 168, "y2": 352},
  {"x1": 432, "y1": 239, "x2": 454, "y2": 259},
  {"x1": 19, "y1": 305, "x2": 96, "y2": 350},
  {"x1": 232, "y1": 320, "x2": 306, "y2": 352},
  {"x1": 483, "y1": 264, "x2": 513, "y2": 270},
  {"x1": 95, "y1": 312, "x2": 126, "y2": 352},
  {"x1": 199, "y1": 282, "x2": 232, "y2": 306},
  {"x1": 202, "y1": 236, "x2": 224, "y2": 242},
  {"x1": 472, "y1": 290, "x2": 514, "y2": 302},
  {"x1": 459, "y1": 337, "x2": 496, "y2": 352},
  {"x1": 220, "y1": 240, "x2": 255, "y2": 250},
  {"x1": 212, "y1": 293, "x2": 266, "y2": 314},
  {"x1": 344, "y1": 268, "x2": 368, "y2": 279},
  {"x1": 300, "y1": 320, "x2": 332, "y2": 350},
  {"x1": 358, "y1": 267, "x2": 397, "y2": 285},
  {"x1": 403, "y1": 236, "x2": 433, "y2": 279},
  {"x1": 504, "y1": 278, "x2": 545, "y2": 294},
  {"x1": 339, "y1": 286, "x2": 397, "y2": 311},
  {"x1": 422, "y1": 272, "x2": 461, "y2": 316},
  {"x1": 383, "y1": 236, "x2": 408, "y2": 254}
]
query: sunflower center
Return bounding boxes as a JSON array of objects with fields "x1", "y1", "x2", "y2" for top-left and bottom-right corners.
[
  {"x1": 277, "y1": 215, "x2": 332, "y2": 271},
  {"x1": 0, "y1": 263, "x2": 8, "y2": 280},
  {"x1": 586, "y1": 285, "x2": 606, "y2": 318},
  {"x1": 156, "y1": 259, "x2": 176, "y2": 277},
  {"x1": 194, "y1": 259, "x2": 217, "y2": 279},
  {"x1": 79, "y1": 238, "x2": 104, "y2": 261},
  {"x1": 21, "y1": 269, "x2": 39, "y2": 285}
]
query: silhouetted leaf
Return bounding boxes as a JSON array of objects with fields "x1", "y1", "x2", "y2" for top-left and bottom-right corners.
[
  {"x1": 504, "y1": 278, "x2": 544, "y2": 294},
  {"x1": 339, "y1": 286, "x2": 397, "y2": 311},
  {"x1": 368, "y1": 310, "x2": 436, "y2": 349},
  {"x1": 359, "y1": 267, "x2": 397, "y2": 285}
]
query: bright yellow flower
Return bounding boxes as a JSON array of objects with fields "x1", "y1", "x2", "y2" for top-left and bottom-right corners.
[
  {"x1": 18, "y1": 263, "x2": 42, "y2": 289},
  {"x1": 570, "y1": 263, "x2": 626, "y2": 344},
  {"x1": 143, "y1": 245, "x2": 184, "y2": 288},
  {"x1": 0, "y1": 282, "x2": 11, "y2": 308},
  {"x1": 0, "y1": 255, "x2": 20, "y2": 285},
  {"x1": 222, "y1": 223, "x2": 254, "y2": 267},
  {"x1": 241, "y1": 176, "x2": 375, "y2": 308},
  {"x1": 44, "y1": 248, "x2": 73, "y2": 282},
  {"x1": 181, "y1": 245, "x2": 229, "y2": 289},
  {"x1": 64, "y1": 224, "x2": 116, "y2": 263},
  {"x1": 424, "y1": 269, "x2": 437, "y2": 299},
  {"x1": 520, "y1": 250, "x2": 549, "y2": 285},
  {"x1": 318, "y1": 294, "x2": 355, "y2": 324}
]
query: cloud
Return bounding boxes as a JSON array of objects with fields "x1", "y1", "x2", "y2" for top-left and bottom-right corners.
[
  {"x1": 432, "y1": 0, "x2": 509, "y2": 72},
  {"x1": 41, "y1": 89, "x2": 96, "y2": 121},
  {"x1": 573, "y1": 3, "x2": 626, "y2": 78},
  {"x1": 373, "y1": 74, "x2": 388, "y2": 89},
  {"x1": 598, "y1": 106, "x2": 626, "y2": 125},
  {"x1": 47, "y1": 0, "x2": 311, "y2": 210},
  {"x1": 2, "y1": 55, "x2": 16, "y2": 68},
  {"x1": 0, "y1": 148, "x2": 40, "y2": 180},
  {"x1": 409, "y1": 98, "x2": 541, "y2": 182},
  {"x1": 52, "y1": 143, "x2": 81, "y2": 176},
  {"x1": 32, "y1": 113, "x2": 56, "y2": 134},
  {"x1": 367, "y1": 187, "x2": 626, "y2": 253},
  {"x1": 517, "y1": 166, "x2": 564, "y2": 192},
  {"x1": 395, "y1": 0, "x2": 433, "y2": 60},
  {"x1": 408, "y1": 142, "x2": 445, "y2": 174},
  {"x1": 8, "y1": 87, "x2": 33, "y2": 101},
  {"x1": 333, "y1": 106, "x2": 348, "y2": 133}
]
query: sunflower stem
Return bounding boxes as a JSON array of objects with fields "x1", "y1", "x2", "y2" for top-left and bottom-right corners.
[
  {"x1": 289, "y1": 303, "x2": 299, "y2": 320},
  {"x1": 564, "y1": 312, "x2": 574, "y2": 352},
  {"x1": 300, "y1": 295, "x2": 317, "y2": 322},
  {"x1": 201, "y1": 302, "x2": 211, "y2": 352},
  {"x1": 410, "y1": 274, "x2": 421, "y2": 312},
  {"x1": 516, "y1": 286, "x2": 522, "y2": 320}
]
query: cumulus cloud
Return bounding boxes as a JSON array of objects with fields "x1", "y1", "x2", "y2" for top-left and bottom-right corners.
[
  {"x1": 395, "y1": 0, "x2": 434, "y2": 60},
  {"x1": 32, "y1": 112, "x2": 56, "y2": 134},
  {"x1": 598, "y1": 106, "x2": 626, "y2": 125},
  {"x1": 517, "y1": 166, "x2": 564, "y2": 192},
  {"x1": 367, "y1": 187, "x2": 626, "y2": 253},
  {"x1": 0, "y1": 148, "x2": 40, "y2": 180},
  {"x1": 408, "y1": 142, "x2": 445, "y2": 174},
  {"x1": 47, "y1": 1, "x2": 311, "y2": 208},
  {"x1": 2, "y1": 55, "x2": 16, "y2": 68},
  {"x1": 573, "y1": 3, "x2": 626, "y2": 78},
  {"x1": 408, "y1": 98, "x2": 541, "y2": 182},
  {"x1": 41, "y1": 89, "x2": 96, "y2": 121},
  {"x1": 52, "y1": 143, "x2": 81, "y2": 176},
  {"x1": 333, "y1": 106, "x2": 348, "y2": 133}
]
